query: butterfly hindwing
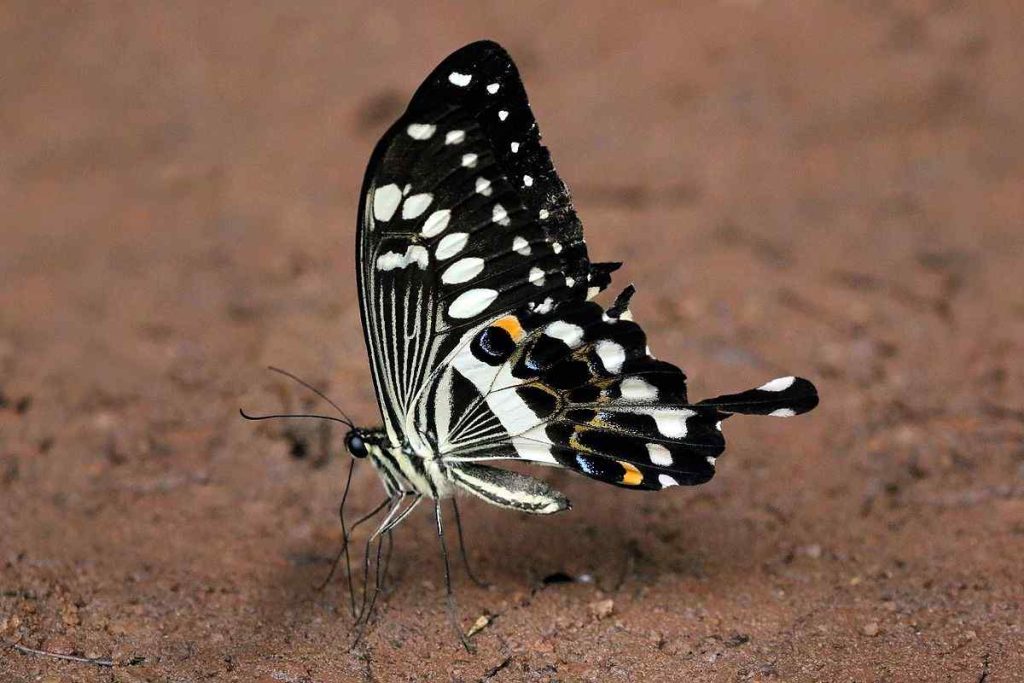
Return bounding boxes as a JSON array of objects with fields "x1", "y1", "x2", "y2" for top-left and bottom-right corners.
[{"x1": 442, "y1": 288, "x2": 731, "y2": 490}]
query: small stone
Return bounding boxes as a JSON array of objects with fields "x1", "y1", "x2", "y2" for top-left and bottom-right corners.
[
  {"x1": 862, "y1": 622, "x2": 880, "y2": 637},
  {"x1": 589, "y1": 598, "x2": 614, "y2": 620},
  {"x1": 803, "y1": 544, "x2": 823, "y2": 559},
  {"x1": 465, "y1": 614, "x2": 491, "y2": 638}
]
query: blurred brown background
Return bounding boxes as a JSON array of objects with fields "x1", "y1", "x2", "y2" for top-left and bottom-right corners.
[{"x1": 2, "y1": 2, "x2": 1022, "y2": 681}]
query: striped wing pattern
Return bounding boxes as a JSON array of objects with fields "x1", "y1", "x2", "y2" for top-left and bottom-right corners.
[{"x1": 357, "y1": 41, "x2": 818, "y2": 493}]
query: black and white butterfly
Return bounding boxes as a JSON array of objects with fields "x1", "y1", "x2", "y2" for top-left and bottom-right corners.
[
  {"x1": 251, "y1": 40, "x2": 817, "y2": 644},
  {"x1": 349, "y1": 39, "x2": 816, "y2": 515}
]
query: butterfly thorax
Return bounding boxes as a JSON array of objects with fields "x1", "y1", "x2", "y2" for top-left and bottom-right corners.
[{"x1": 364, "y1": 430, "x2": 453, "y2": 500}]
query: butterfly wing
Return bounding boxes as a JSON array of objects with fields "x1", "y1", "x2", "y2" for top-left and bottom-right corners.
[
  {"x1": 358, "y1": 41, "x2": 818, "y2": 494},
  {"x1": 441, "y1": 284, "x2": 818, "y2": 491},
  {"x1": 356, "y1": 41, "x2": 615, "y2": 448}
]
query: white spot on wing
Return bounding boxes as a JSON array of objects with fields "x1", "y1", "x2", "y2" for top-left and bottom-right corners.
[
  {"x1": 372, "y1": 184, "x2": 402, "y2": 222},
  {"x1": 552, "y1": 241, "x2": 562, "y2": 254},
  {"x1": 448, "y1": 72, "x2": 472, "y2": 87},
  {"x1": 498, "y1": 110, "x2": 509, "y2": 121},
  {"x1": 620, "y1": 377, "x2": 658, "y2": 401},
  {"x1": 533, "y1": 297, "x2": 554, "y2": 314},
  {"x1": 646, "y1": 443, "x2": 672, "y2": 467},
  {"x1": 658, "y1": 474, "x2": 679, "y2": 488},
  {"x1": 492, "y1": 203, "x2": 510, "y2": 226},
  {"x1": 544, "y1": 320, "x2": 584, "y2": 348},
  {"x1": 510, "y1": 142, "x2": 520, "y2": 153},
  {"x1": 770, "y1": 408, "x2": 796, "y2": 417},
  {"x1": 376, "y1": 245, "x2": 429, "y2": 271},
  {"x1": 512, "y1": 235, "x2": 531, "y2": 255},
  {"x1": 401, "y1": 193, "x2": 433, "y2": 220},
  {"x1": 523, "y1": 175, "x2": 533, "y2": 187},
  {"x1": 441, "y1": 257, "x2": 485, "y2": 284},
  {"x1": 529, "y1": 267, "x2": 545, "y2": 286},
  {"x1": 435, "y1": 232, "x2": 469, "y2": 260},
  {"x1": 759, "y1": 376, "x2": 796, "y2": 392},
  {"x1": 595, "y1": 340, "x2": 626, "y2": 373},
  {"x1": 445, "y1": 129, "x2": 465, "y2": 145},
  {"x1": 486, "y1": 82, "x2": 500, "y2": 94},
  {"x1": 539, "y1": 209, "x2": 549, "y2": 220},
  {"x1": 406, "y1": 123, "x2": 436, "y2": 140},
  {"x1": 421, "y1": 209, "x2": 451, "y2": 238},
  {"x1": 448, "y1": 288, "x2": 497, "y2": 319},
  {"x1": 461, "y1": 153, "x2": 478, "y2": 168},
  {"x1": 651, "y1": 409, "x2": 695, "y2": 438},
  {"x1": 475, "y1": 177, "x2": 492, "y2": 196}
]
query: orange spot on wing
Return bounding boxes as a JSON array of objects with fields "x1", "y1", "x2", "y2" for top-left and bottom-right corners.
[
  {"x1": 493, "y1": 315, "x2": 524, "y2": 341},
  {"x1": 619, "y1": 461, "x2": 643, "y2": 486}
]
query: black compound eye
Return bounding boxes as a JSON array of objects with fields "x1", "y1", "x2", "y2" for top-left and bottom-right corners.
[{"x1": 346, "y1": 433, "x2": 368, "y2": 458}]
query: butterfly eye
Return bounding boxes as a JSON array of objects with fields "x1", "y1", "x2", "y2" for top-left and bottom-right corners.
[{"x1": 346, "y1": 432, "x2": 368, "y2": 458}]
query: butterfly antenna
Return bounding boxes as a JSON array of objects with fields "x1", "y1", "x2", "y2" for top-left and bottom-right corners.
[
  {"x1": 239, "y1": 409, "x2": 353, "y2": 427},
  {"x1": 266, "y1": 366, "x2": 356, "y2": 428}
]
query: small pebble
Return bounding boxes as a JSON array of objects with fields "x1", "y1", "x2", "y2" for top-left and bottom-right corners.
[
  {"x1": 465, "y1": 614, "x2": 491, "y2": 638},
  {"x1": 862, "y1": 622, "x2": 880, "y2": 637}
]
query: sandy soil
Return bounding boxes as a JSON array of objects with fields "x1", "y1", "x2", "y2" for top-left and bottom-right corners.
[{"x1": 2, "y1": 2, "x2": 1023, "y2": 681}]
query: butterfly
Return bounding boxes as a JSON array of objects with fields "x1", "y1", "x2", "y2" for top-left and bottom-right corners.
[{"x1": 249, "y1": 40, "x2": 818, "y2": 647}]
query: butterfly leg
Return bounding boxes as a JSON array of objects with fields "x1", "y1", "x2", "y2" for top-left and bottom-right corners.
[
  {"x1": 328, "y1": 496, "x2": 395, "y2": 619},
  {"x1": 316, "y1": 459, "x2": 357, "y2": 595},
  {"x1": 381, "y1": 530, "x2": 396, "y2": 593},
  {"x1": 450, "y1": 497, "x2": 490, "y2": 588},
  {"x1": 361, "y1": 493, "x2": 421, "y2": 621},
  {"x1": 376, "y1": 493, "x2": 422, "y2": 536},
  {"x1": 353, "y1": 494, "x2": 404, "y2": 627},
  {"x1": 318, "y1": 493, "x2": 391, "y2": 615},
  {"x1": 434, "y1": 498, "x2": 475, "y2": 653}
]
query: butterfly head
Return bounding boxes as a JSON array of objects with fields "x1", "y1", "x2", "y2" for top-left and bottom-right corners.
[{"x1": 344, "y1": 427, "x2": 384, "y2": 459}]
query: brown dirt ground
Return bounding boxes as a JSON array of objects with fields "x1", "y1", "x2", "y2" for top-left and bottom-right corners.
[{"x1": 2, "y1": 2, "x2": 1023, "y2": 681}]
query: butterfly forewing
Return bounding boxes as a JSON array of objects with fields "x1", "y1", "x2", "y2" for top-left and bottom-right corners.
[{"x1": 357, "y1": 41, "x2": 600, "y2": 449}]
